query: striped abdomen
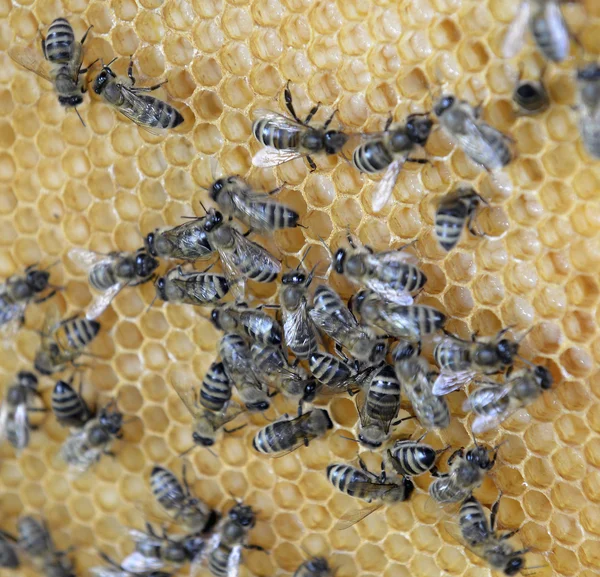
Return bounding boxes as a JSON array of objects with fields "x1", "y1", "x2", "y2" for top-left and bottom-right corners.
[
  {"x1": 252, "y1": 420, "x2": 297, "y2": 454},
  {"x1": 151, "y1": 466, "x2": 184, "y2": 512},
  {"x1": 394, "y1": 305, "x2": 446, "y2": 339},
  {"x1": 200, "y1": 362, "x2": 232, "y2": 411},
  {"x1": 54, "y1": 318, "x2": 100, "y2": 353},
  {"x1": 434, "y1": 339, "x2": 472, "y2": 372},
  {"x1": 459, "y1": 496, "x2": 490, "y2": 545},
  {"x1": 530, "y1": 10, "x2": 569, "y2": 62},
  {"x1": 89, "y1": 263, "x2": 118, "y2": 291},
  {"x1": 326, "y1": 464, "x2": 371, "y2": 500},
  {"x1": 403, "y1": 375, "x2": 450, "y2": 430},
  {"x1": 435, "y1": 199, "x2": 471, "y2": 251},
  {"x1": 208, "y1": 545, "x2": 232, "y2": 577},
  {"x1": 389, "y1": 440, "x2": 437, "y2": 477},
  {"x1": 253, "y1": 118, "x2": 301, "y2": 149},
  {"x1": 309, "y1": 352, "x2": 352, "y2": 387},
  {"x1": 186, "y1": 274, "x2": 230, "y2": 304},
  {"x1": 138, "y1": 95, "x2": 184, "y2": 129},
  {"x1": 429, "y1": 475, "x2": 469, "y2": 504},
  {"x1": 366, "y1": 365, "x2": 401, "y2": 422},
  {"x1": 51, "y1": 379, "x2": 92, "y2": 427},
  {"x1": 468, "y1": 387, "x2": 511, "y2": 417},
  {"x1": 245, "y1": 201, "x2": 299, "y2": 230},
  {"x1": 353, "y1": 140, "x2": 393, "y2": 174},
  {"x1": 44, "y1": 18, "x2": 75, "y2": 63},
  {"x1": 241, "y1": 311, "x2": 282, "y2": 346}
]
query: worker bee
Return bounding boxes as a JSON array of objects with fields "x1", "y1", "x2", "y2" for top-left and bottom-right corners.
[
  {"x1": 0, "y1": 530, "x2": 19, "y2": 568},
  {"x1": 92, "y1": 57, "x2": 184, "y2": 133},
  {"x1": 69, "y1": 247, "x2": 158, "y2": 320},
  {"x1": 0, "y1": 263, "x2": 59, "y2": 334},
  {"x1": 334, "y1": 235, "x2": 426, "y2": 305},
  {"x1": 393, "y1": 342, "x2": 450, "y2": 430},
  {"x1": 9, "y1": 18, "x2": 94, "y2": 125},
  {"x1": 385, "y1": 436, "x2": 448, "y2": 478},
  {"x1": 503, "y1": 0, "x2": 570, "y2": 62},
  {"x1": 203, "y1": 209, "x2": 281, "y2": 301},
  {"x1": 576, "y1": 64, "x2": 600, "y2": 160},
  {"x1": 252, "y1": 81, "x2": 349, "y2": 171},
  {"x1": 293, "y1": 557, "x2": 333, "y2": 577},
  {"x1": 209, "y1": 175, "x2": 300, "y2": 233},
  {"x1": 92, "y1": 551, "x2": 170, "y2": 577},
  {"x1": 432, "y1": 329, "x2": 521, "y2": 396},
  {"x1": 434, "y1": 187, "x2": 488, "y2": 252},
  {"x1": 59, "y1": 400, "x2": 123, "y2": 473},
  {"x1": 309, "y1": 286, "x2": 387, "y2": 365},
  {"x1": 199, "y1": 361, "x2": 233, "y2": 412},
  {"x1": 150, "y1": 465, "x2": 219, "y2": 533},
  {"x1": 51, "y1": 374, "x2": 94, "y2": 428},
  {"x1": 211, "y1": 303, "x2": 282, "y2": 347},
  {"x1": 429, "y1": 442, "x2": 498, "y2": 504},
  {"x1": 513, "y1": 73, "x2": 550, "y2": 115},
  {"x1": 253, "y1": 407, "x2": 332, "y2": 456},
  {"x1": 34, "y1": 309, "x2": 101, "y2": 375},
  {"x1": 308, "y1": 351, "x2": 356, "y2": 390},
  {"x1": 433, "y1": 96, "x2": 513, "y2": 172},
  {"x1": 352, "y1": 290, "x2": 446, "y2": 342},
  {"x1": 0, "y1": 371, "x2": 45, "y2": 451},
  {"x1": 326, "y1": 459, "x2": 414, "y2": 529},
  {"x1": 463, "y1": 364, "x2": 553, "y2": 434},
  {"x1": 353, "y1": 113, "x2": 432, "y2": 212},
  {"x1": 154, "y1": 267, "x2": 230, "y2": 306},
  {"x1": 355, "y1": 365, "x2": 402, "y2": 449},
  {"x1": 204, "y1": 501, "x2": 265, "y2": 577},
  {"x1": 145, "y1": 218, "x2": 214, "y2": 262},
  {"x1": 250, "y1": 343, "x2": 318, "y2": 404}
]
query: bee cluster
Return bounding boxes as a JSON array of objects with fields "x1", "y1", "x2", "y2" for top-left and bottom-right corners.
[{"x1": 1, "y1": 2, "x2": 599, "y2": 577}]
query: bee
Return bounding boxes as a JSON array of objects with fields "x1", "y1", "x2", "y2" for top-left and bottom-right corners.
[
  {"x1": 209, "y1": 176, "x2": 300, "y2": 233},
  {"x1": 250, "y1": 343, "x2": 318, "y2": 404},
  {"x1": 433, "y1": 95, "x2": 512, "y2": 172},
  {"x1": 334, "y1": 235, "x2": 426, "y2": 306},
  {"x1": 211, "y1": 303, "x2": 282, "y2": 347},
  {"x1": 92, "y1": 551, "x2": 170, "y2": 577},
  {"x1": 385, "y1": 436, "x2": 448, "y2": 478},
  {"x1": 352, "y1": 290, "x2": 446, "y2": 342},
  {"x1": 513, "y1": 74, "x2": 549, "y2": 115},
  {"x1": 429, "y1": 442, "x2": 497, "y2": 504},
  {"x1": 463, "y1": 364, "x2": 553, "y2": 434},
  {"x1": 393, "y1": 342, "x2": 450, "y2": 430},
  {"x1": 294, "y1": 557, "x2": 333, "y2": 577},
  {"x1": 353, "y1": 113, "x2": 432, "y2": 211},
  {"x1": 145, "y1": 218, "x2": 214, "y2": 262},
  {"x1": 253, "y1": 407, "x2": 332, "y2": 456},
  {"x1": 203, "y1": 209, "x2": 281, "y2": 301},
  {"x1": 150, "y1": 465, "x2": 219, "y2": 533},
  {"x1": 9, "y1": 18, "x2": 94, "y2": 125},
  {"x1": 69, "y1": 247, "x2": 158, "y2": 320},
  {"x1": 199, "y1": 361, "x2": 233, "y2": 412},
  {"x1": 432, "y1": 329, "x2": 521, "y2": 396},
  {"x1": 503, "y1": 0, "x2": 570, "y2": 62},
  {"x1": 154, "y1": 267, "x2": 230, "y2": 306},
  {"x1": 59, "y1": 400, "x2": 123, "y2": 473},
  {"x1": 309, "y1": 286, "x2": 387, "y2": 366},
  {"x1": 0, "y1": 263, "x2": 59, "y2": 334},
  {"x1": 308, "y1": 351, "x2": 356, "y2": 390},
  {"x1": 51, "y1": 374, "x2": 94, "y2": 428},
  {"x1": 576, "y1": 64, "x2": 600, "y2": 160},
  {"x1": 92, "y1": 57, "x2": 184, "y2": 133},
  {"x1": 252, "y1": 81, "x2": 349, "y2": 170},
  {"x1": 0, "y1": 530, "x2": 19, "y2": 568},
  {"x1": 34, "y1": 310, "x2": 101, "y2": 375},
  {"x1": 0, "y1": 371, "x2": 45, "y2": 451},
  {"x1": 326, "y1": 459, "x2": 414, "y2": 529},
  {"x1": 434, "y1": 187, "x2": 488, "y2": 252},
  {"x1": 355, "y1": 365, "x2": 403, "y2": 449},
  {"x1": 219, "y1": 333, "x2": 273, "y2": 412}
]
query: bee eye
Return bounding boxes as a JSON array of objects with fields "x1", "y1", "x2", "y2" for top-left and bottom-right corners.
[{"x1": 157, "y1": 278, "x2": 165, "y2": 289}]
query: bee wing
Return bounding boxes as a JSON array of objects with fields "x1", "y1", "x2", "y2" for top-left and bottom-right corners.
[
  {"x1": 335, "y1": 502, "x2": 382, "y2": 530},
  {"x1": 310, "y1": 288, "x2": 358, "y2": 338},
  {"x1": 111, "y1": 86, "x2": 174, "y2": 136},
  {"x1": 8, "y1": 46, "x2": 54, "y2": 83},
  {"x1": 214, "y1": 246, "x2": 246, "y2": 303},
  {"x1": 0, "y1": 301, "x2": 26, "y2": 338},
  {"x1": 230, "y1": 189, "x2": 295, "y2": 232},
  {"x1": 226, "y1": 544, "x2": 242, "y2": 577},
  {"x1": 372, "y1": 250, "x2": 420, "y2": 267},
  {"x1": 230, "y1": 227, "x2": 282, "y2": 280},
  {"x1": 127, "y1": 528, "x2": 163, "y2": 547},
  {"x1": 121, "y1": 552, "x2": 164, "y2": 573},
  {"x1": 252, "y1": 108, "x2": 304, "y2": 129},
  {"x1": 68, "y1": 248, "x2": 115, "y2": 272},
  {"x1": 371, "y1": 158, "x2": 404, "y2": 213},
  {"x1": 0, "y1": 403, "x2": 9, "y2": 445},
  {"x1": 453, "y1": 118, "x2": 501, "y2": 169},
  {"x1": 85, "y1": 282, "x2": 125, "y2": 320},
  {"x1": 463, "y1": 385, "x2": 513, "y2": 434},
  {"x1": 190, "y1": 548, "x2": 206, "y2": 577},
  {"x1": 543, "y1": 0, "x2": 570, "y2": 59},
  {"x1": 502, "y1": 0, "x2": 531, "y2": 58},
  {"x1": 432, "y1": 370, "x2": 477, "y2": 396},
  {"x1": 10, "y1": 404, "x2": 29, "y2": 450},
  {"x1": 172, "y1": 275, "x2": 227, "y2": 304},
  {"x1": 252, "y1": 146, "x2": 306, "y2": 168},
  {"x1": 282, "y1": 301, "x2": 316, "y2": 356},
  {"x1": 365, "y1": 278, "x2": 414, "y2": 306},
  {"x1": 170, "y1": 374, "x2": 203, "y2": 420}
]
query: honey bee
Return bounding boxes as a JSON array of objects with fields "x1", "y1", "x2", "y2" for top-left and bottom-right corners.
[
  {"x1": 503, "y1": 0, "x2": 570, "y2": 62},
  {"x1": 92, "y1": 551, "x2": 170, "y2": 577},
  {"x1": 352, "y1": 113, "x2": 433, "y2": 212},
  {"x1": 293, "y1": 557, "x2": 333, "y2": 577},
  {"x1": 385, "y1": 436, "x2": 448, "y2": 478},
  {"x1": 432, "y1": 329, "x2": 521, "y2": 396},
  {"x1": 199, "y1": 361, "x2": 233, "y2": 412},
  {"x1": 0, "y1": 530, "x2": 19, "y2": 569},
  {"x1": 59, "y1": 400, "x2": 123, "y2": 473},
  {"x1": 150, "y1": 465, "x2": 219, "y2": 533},
  {"x1": 434, "y1": 187, "x2": 488, "y2": 252},
  {"x1": 433, "y1": 96, "x2": 513, "y2": 172},
  {"x1": 463, "y1": 364, "x2": 553, "y2": 434},
  {"x1": 154, "y1": 267, "x2": 230, "y2": 306},
  {"x1": 9, "y1": 18, "x2": 94, "y2": 125},
  {"x1": 145, "y1": 218, "x2": 214, "y2": 262},
  {"x1": 0, "y1": 263, "x2": 59, "y2": 334},
  {"x1": 92, "y1": 57, "x2": 184, "y2": 133},
  {"x1": 51, "y1": 374, "x2": 94, "y2": 428},
  {"x1": 253, "y1": 407, "x2": 332, "y2": 456},
  {"x1": 326, "y1": 459, "x2": 414, "y2": 529},
  {"x1": 393, "y1": 342, "x2": 450, "y2": 430},
  {"x1": 309, "y1": 286, "x2": 387, "y2": 365},
  {"x1": 209, "y1": 176, "x2": 300, "y2": 233},
  {"x1": 308, "y1": 351, "x2": 356, "y2": 390},
  {"x1": 0, "y1": 371, "x2": 45, "y2": 451},
  {"x1": 69, "y1": 247, "x2": 158, "y2": 320},
  {"x1": 211, "y1": 303, "x2": 283, "y2": 347},
  {"x1": 352, "y1": 290, "x2": 446, "y2": 342},
  {"x1": 576, "y1": 64, "x2": 600, "y2": 159},
  {"x1": 34, "y1": 309, "x2": 101, "y2": 375},
  {"x1": 334, "y1": 235, "x2": 426, "y2": 306},
  {"x1": 203, "y1": 209, "x2": 281, "y2": 301},
  {"x1": 252, "y1": 81, "x2": 349, "y2": 170}
]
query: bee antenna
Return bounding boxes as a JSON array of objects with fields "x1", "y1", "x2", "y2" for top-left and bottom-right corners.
[
  {"x1": 338, "y1": 434, "x2": 359, "y2": 443},
  {"x1": 74, "y1": 107, "x2": 86, "y2": 127},
  {"x1": 145, "y1": 293, "x2": 158, "y2": 313},
  {"x1": 179, "y1": 445, "x2": 196, "y2": 457},
  {"x1": 197, "y1": 200, "x2": 209, "y2": 215},
  {"x1": 104, "y1": 57, "x2": 118, "y2": 69},
  {"x1": 296, "y1": 246, "x2": 312, "y2": 270}
]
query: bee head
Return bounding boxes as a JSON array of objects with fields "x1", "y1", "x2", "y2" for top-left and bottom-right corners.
[
  {"x1": 93, "y1": 67, "x2": 115, "y2": 94},
  {"x1": 155, "y1": 276, "x2": 168, "y2": 300},
  {"x1": 203, "y1": 210, "x2": 224, "y2": 232},
  {"x1": 210, "y1": 308, "x2": 222, "y2": 329},
  {"x1": 183, "y1": 535, "x2": 205, "y2": 558},
  {"x1": 145, "y1": 232, "x2": 157, "y2": 257},
  {"x1": 246, "y1": 400, "x2": 270, "y2": 412},
  {"x1": 229, "y1": 504, "x2": 255, "y2": 527},
  {"x1": 466, "y1": 446, "x2": 494, "y2": 470},
  {"x1": 324, "y1": 130, "x2": 349, "y2": 154},
  {"x1": 192, "y1": 432, "x2": 215, "y2": 446},
  {"x1": 17, "y1": 371, "x2": 38, "y2": 389},
  {"x1": 302, "y1": 380, "x2": 318, "y2": 402},
  {"x1": 535, "y1": 365, "x2": 553, "y2": 390},
  {"x1": 282, "y1": 270, "x2": 306, "y2": 285},
  {"x1": 370, "y1": 340, "x2": 388, "y2": 363},
  {"x1": 402, "y1": 476, "x2": 415, "y2": 498},
  {"x1": 98, "y1": 405, "x2": 123, "y2": 435},
  {"x1": 504, "y1": 557, "x2": 524, "y2": 576},
  {"x1": 334, "y1": 248, "x2": 346, "y2": 273},
  {"x1": 358, "y1": 428, "x2": 384, "y2": 449},
  {"x1": 406, "y1": 114, "x2": 433, "y2": 145},
  {"x1": 26, "y1": 269, "x2": 50, "y2": 293},
  {"x1": 136, "y1": 251, "x2": 159, "y2": 278},
  {"x1": 210, "y1": 178, "x2": 226, "y2": 201},
  {"x1": 496, "y1": 339, "x2": 518, "y2": 365},
  {"x1": 349, "y1": 289, "x2": 368, "y2": 314},
  {"x1": 434, "y1": 95, "x2": 455, "y2": 117}
]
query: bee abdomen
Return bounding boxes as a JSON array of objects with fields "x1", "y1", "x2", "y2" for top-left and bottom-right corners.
[
  {"x1": 208, "y1": 547, "x2": 230, "y2": 577},
  {"x1": 240, "y1": 263, "x2": 279, "y2": 283},
  {"x1": 253, "y1": 118, "x2": 300, "y2": 149},
  {"x1": 434, "y1": 341, "x2": 471, "y2": 371},
  {"x1": 60, "y1": 318, "x2": 100, "y2": 350},
  {"x1": 252, "y1": 421, "x2": 290, "y2": 454},
  {"x1": 200, "y1": 362, "x2": 232, "y2": 411},
  {"x1": 89, "y1": 263, "x2": 118, "y2": 291},
  {"x1": 459, "y1": 496, "x2": 489, "y2": 545},
  {"x1": 531, "y1": 17, "x2": 568, "y2": 62},
  {"x1": 326, "y1": 464, "x2": 368, "y2": 497},
  {"x1": 353, "y1": 140, "x2": 393, "y2": 173},
  {"x1": 51, "y1": 380, "x2": 91, "y2": 427},
  {"x1": 45, "y1": 18, "x2": 75, "y2": 63},
  {"x1": 435, "y1": 202, "x2": 470, "y2": 251},
  {"x1": 251, "y1": 202, "x2": 299, "y2": 230},
  {"x1": 429, "y1": 477, "x2": 466, "y2": 503},
  {"x1": 139, "y1": 95, "x2": 184, "y2": 129},
  {"x1": 391, "y1": 442, "x2": 436, "y2": 476},
  {"x1": 309, "y1": 353, "x2": 351, "y2": 386},
  {"x1": 151, "y1": 466, "x2": 184, "y2": 510}
]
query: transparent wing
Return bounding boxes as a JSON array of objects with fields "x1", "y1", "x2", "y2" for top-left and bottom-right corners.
[
  {"x1": 8, "y1": 46, "x2": 54, "y2": 82},
  {"x1": 543, "y1": 0, "x2": 569, "y2": 60},
  {"x1": 68, "y1": 248, "x2": 115, "y2": 273},
  {"x1": 365, "y1": 278, "x2": 414, "y2": 306},
  {"x1": 335, "y1": 502, "x2": 382, "y2": 530},
  {"x1": 127, "y1": 529, "x2": 163, "y2": 547},
  {"x1": 110, "y1": 87, "x2": 173, "y2": 136},
  {"x1": 229, "y1": 189, "x2": 295, "y2": 232},
  {"x1": 172, "y1": 275, "x2": 226, "y2": 304},
  {"x1": 283, "y1": 301, "x2": 316, "y2": 356},
  {"x1": 432, "y1": 370, "x2": 477, "y2": 396},
  {"x1": 464, "y1": 385, "x2": 513, "y2": 434},
  {"x1": 226, "y1": 544, "x2": 242, "y2": 577},
  {"x1": 371, "y1": 250, "x2": 420, "y2": 267},
  {"x1": 86, "y1": 282, "x2": 124, "y2": 320},
  {"x1": 231, "y1": 228, "x2": 281, "y2": 280},
  {"x1": 371, "y1": 158, "x2": 404, "y2": 213},
  {"x1": 170, "y1": 373, "x2": 203, "y2": 420},
  {"x1": 252, "y1": 146, "x2": 306, "y2": 168},
  {"x1": 215, "y1": 245, "x2": 246, "y2": 303},
  {"x1": 190, "y1": 549, "x2": 205, "y2": 577},
  {"x1": 121, "y1": 552, "x2": 164, "y2": 573},
  {"x1": 502, "y1": 0, "x2": 531, "y2": 58},
  {"x1": 253, "y1": 109, "x2": 305, "y2": 130},
  {"x1": 0, "y1": 292, "x2": 26, "y2": 336},
  {"x1": 10, "y1": 404, "x2": 29, "y2": 450},
  {"x1": 453, "y1": 118, "x2": 500, "y2": 169}
]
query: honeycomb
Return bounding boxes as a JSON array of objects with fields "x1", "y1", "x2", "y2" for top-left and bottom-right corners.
[{"x1": 1, "y1": 0, "x2": 600, "y2": 575}]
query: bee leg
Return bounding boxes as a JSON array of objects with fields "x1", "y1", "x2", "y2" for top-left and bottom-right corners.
[
  {"x1": 406, "y1": 158, "x2": 429, "y2": 165},
  {"x1": 307, "y1": 156, "x2": 317, "y2": 172},
  {"x1": 223, "y1": 424, "x2": 247, "y2": 434},
  {"x1": 429, "y1": 466, "x2": 446, "y2": 478},
  {"x1": 466, "y1": 212, "x2": 485, "y2": 238},
  {"x1": 266, "y1": 185, "x2": 285, "y2": 196},
  {"x1": 304, "y1": 102, "x2": 321, "y2": 125},
  {"x1": 80, "y1": 25, "x2": 93, "y2": 45},
  {"x1": 384, "y1": 114, "x2": 393, "y2": 131},
  {"x1": 446, "y1": 447, "x2": 464, "y2": 466},
  {"x1": 244, "y1": 544, "x2": 266, "y2": 552},
  {"x1": 40, "y1": 34, "x2": 47, "y2": 59},
  {"x1": 284, "y1": 80, "x2": 301, "y2": 123},
  {"x1": 322, "y1": 109, "x2": 338, "y2": 129},
  {"x1": 127, "y1": 57, "x2": 136, "y2": 86},
  {"x1": 34, "y1": 290, "x2": 57, "y2": 304},
  {"x1": 333, "y1": 343, "x2": 350, "y2": 364},
  {"x1": 490, "y1": 491, "x2": 503, "y2": 531},
  {"x1": 131, "y1": 81, "x2": 168, "y2": 93}
]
